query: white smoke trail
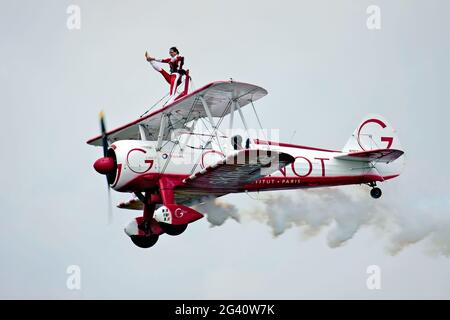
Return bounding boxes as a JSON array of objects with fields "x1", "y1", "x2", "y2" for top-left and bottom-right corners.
[
  {"x1": 385, "y1": 197, "x2": 450, "y2": 256},
  {"x1": 193, "y1": 196, "x2": 240, "y2": 227},
  {"x1": 194, "y1": 188, "x2": 450, "y2": 256},
  {"x1": 243, "y1": 188, "x2": 388, "y2": 248}
]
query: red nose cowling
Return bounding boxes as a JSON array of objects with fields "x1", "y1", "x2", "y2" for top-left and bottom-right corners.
[{"x1": 93, "y1": 157, "x2": 115, "y2": 174}]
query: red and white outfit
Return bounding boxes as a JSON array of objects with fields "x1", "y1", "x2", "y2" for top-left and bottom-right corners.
[{"x1": 149, "y1": 55, "x2": 185, "y2": 96}]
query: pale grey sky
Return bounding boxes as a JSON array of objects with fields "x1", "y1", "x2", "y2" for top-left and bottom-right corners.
[{"x1": 1, "y1": 0, "x2": 449, "y2": 299}]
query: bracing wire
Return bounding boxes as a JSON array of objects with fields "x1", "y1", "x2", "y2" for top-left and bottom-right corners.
[
  {"x1": 140, "y1": 92, "x2": 170, "y2": 118},
  {"x1": 142, "y1": 72, "x2": 194, "y2": 118},
  {"x1": 160, "y1": 95, "x2": 199, "y2": 174},
  {"x1": 250, "y1": 100, "x2": 269, "y2": 143},
  {"x1": 189, "y1": 99, "x2": 232, "y2": 175}
]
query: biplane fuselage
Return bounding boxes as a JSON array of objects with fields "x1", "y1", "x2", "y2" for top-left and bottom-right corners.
[
  {"x1": 104, "y1": 138, "x2": 401, "y2": 195},
  {"x1": 88, "y1": 81, "x2": 404, "y2": 248}
]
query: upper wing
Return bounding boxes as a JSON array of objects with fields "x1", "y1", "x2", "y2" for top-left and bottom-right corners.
[
  {"x1": 180, "y1": 149, "x2": 294, "y2": 192},
  {"x1": 335, "y1": 148, "x2": 404, "y2": 163},
  {"x1": 87, "y1": 81, "x2": 267, "y2": 146}
]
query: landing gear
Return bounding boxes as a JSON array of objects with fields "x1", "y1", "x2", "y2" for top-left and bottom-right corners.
[
  {"x1": 130, "y1": 235, "x2": 159, "y2": 248},
  {"x1": 370, "y1": 186, "x2": 382, "y2": 199},
  {"x1": 126, "y1": 193, "x2": 163, "y2": 249},
  {"x1": 160, "y1": 223, "x2": 188, "y2": 236},
  {"x1": 125, "y1": 218, "x2": 162, "y2": 249},
  {"x1": 367, "y1": 182, "x2": 382, "y2": 199}
]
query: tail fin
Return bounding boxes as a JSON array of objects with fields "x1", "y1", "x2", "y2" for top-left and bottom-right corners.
[{"x1": 343, "y1": 114, "x2": 402, "y2": 153}]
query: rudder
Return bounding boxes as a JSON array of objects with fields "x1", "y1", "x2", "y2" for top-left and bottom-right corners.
[{"x1": 342, "y1": 114, "x2": 402, "y2": 153}]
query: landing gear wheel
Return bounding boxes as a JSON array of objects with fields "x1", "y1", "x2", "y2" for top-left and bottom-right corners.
[
  {"x1": 160, "y1": 223, "x2": 188, "y2": 236},
  {"x1": 130, "y1": 235, "x2": 159, "y2": 248},
  {"x1": 370, "y1": 187, "x2": 382, "y2": 199}
]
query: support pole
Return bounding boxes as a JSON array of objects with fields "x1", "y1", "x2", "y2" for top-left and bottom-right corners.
[
  {"x1": 139, "y1": 124, "x2": 148, "y2": 141},
  {"x1": 229, "y1": 100, "x2": 235, "y2": 131},
  {"x1": 200, "y1": 96, "x2": 215, "y2": 129},
  {"x1": 156, "y1": 114, "x2": 167, "y2": 151},
  {"x1": 200, "y1": 96, "x2": 223, "y2": 152},
  {"x1": 235, "y1": 100, "x2": 252, "y2": 143},
  {"x1": 180, "y1": 119, "x2": 198, "y2": 151}
]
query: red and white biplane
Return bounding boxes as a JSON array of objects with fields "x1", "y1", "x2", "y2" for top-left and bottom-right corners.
[{"x1": 87, "y1": 78, "x2": 404, "y2": 248}]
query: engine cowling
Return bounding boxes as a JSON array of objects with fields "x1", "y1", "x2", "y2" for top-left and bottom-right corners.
[{"x1": 93, "y1": 140, "x2": 158, "y2": 191}]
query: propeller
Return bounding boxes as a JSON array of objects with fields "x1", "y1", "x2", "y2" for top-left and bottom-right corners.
[
  {"x1": 93, "y1": 111, "x2": 115, "y2": 224},
  {"x1": 100, "y1": 111, "x2": 108, "y2": 158}
]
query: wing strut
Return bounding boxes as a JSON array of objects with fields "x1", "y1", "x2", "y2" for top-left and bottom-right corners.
[
  {"x1": 199, "y1": 96, "x2": 224, "y2": 153},
  {"x1": 235, "y1": 100, "x2": 251, "y2": 143},
  {"x1": 139, "y1": 124, "x2": 148, "y2": 141},
  {"x1": 179, "y1": 119, "x2": 198, "y2": 151},
  {"x1": 156, "y1": 114, "x2": 167, "y2": 151},
  {"x1": 229, "y1": 101, "x2": 235, "y2": 130}
]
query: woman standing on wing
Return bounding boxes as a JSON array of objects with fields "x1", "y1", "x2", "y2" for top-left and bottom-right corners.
[{"x1": 145, "y1": 47, "x2": 186, "y2": 96}]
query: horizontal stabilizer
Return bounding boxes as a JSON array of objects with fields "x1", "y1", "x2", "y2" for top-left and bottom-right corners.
[{"x1": 335, "y1": 148, "x2": 404, "y2": 163}]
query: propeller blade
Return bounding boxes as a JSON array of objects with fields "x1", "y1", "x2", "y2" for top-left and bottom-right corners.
[
  {"x1": 107, "y1": 185, "x2": 113, "y2": 225},
  {"x1": 98, "y1": 111, "x2": 113, "y2": 224},
  {"x1": 99, "y1": 111, "x2": 108, "y2": 157}
]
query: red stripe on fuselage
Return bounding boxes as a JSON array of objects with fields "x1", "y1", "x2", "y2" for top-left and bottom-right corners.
[
  {"x1": 244, "y1": 174, "x2": 399, "y2": 191},
  {"x1": 114, "y1": 172, "x2": 399, "y2": 193}
]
